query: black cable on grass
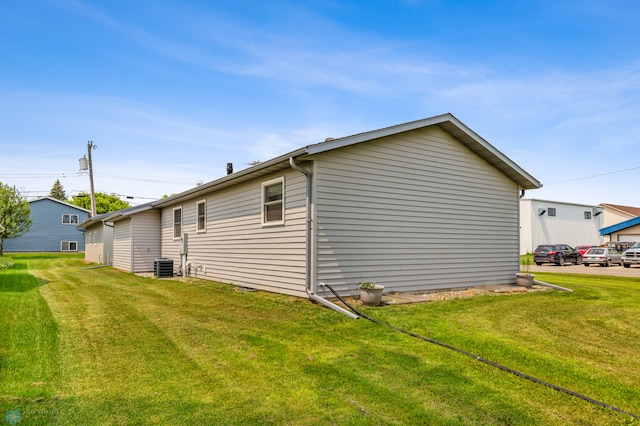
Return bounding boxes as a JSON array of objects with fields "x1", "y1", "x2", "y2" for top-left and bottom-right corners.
[{"x1": 322, "y1": 283, "x2": 640, "y2": 421}]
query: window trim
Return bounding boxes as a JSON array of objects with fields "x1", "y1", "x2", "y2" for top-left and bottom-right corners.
[
  {"x1": 196, "y1": 199, "x2": 206, "y2": 233},
  {"x1": 173, "y1": 206, "x2": 183, "y2": 239},
  {"x1": 61, "y1": 241, "x2": 78, "y2": 252},
  {"x1": 261, "y1": 177, "x2": 285, "y2": 226},
  {"x1": 62, "y1": 214, "x2": 79, "y2": 224}
]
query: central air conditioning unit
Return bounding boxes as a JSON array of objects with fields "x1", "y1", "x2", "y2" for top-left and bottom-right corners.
[{"x1": 154, "y1": 258, "x2": 173, "y2": 278}]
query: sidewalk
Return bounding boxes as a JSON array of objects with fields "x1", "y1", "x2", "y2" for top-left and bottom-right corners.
[{"x1": 527, "y1": 263, "x2": 640, "y2": 277}]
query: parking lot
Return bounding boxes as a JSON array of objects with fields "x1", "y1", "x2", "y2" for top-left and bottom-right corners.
[{"x1": 528, "y1": 263, "x2": 640, "y2": 277}]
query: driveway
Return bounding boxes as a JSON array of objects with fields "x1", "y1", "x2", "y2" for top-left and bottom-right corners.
[{"x1": 528, "y1": 263, "x2": 640, "y2": 277}]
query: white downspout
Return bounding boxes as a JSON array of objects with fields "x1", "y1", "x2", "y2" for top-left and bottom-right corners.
[{"x1": 289, "y1": 156, "x2": 358, "y2": 319}]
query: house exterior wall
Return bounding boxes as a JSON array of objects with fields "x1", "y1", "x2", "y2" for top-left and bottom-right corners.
[
  {"x1": 605, "y1": 225, "x2": 640, "y2": 242},
  {"x1": 83, "y1": 222, "x2": 104, "y2": 263},
  {"x1": 113, "y1": 218, "x2": 132, "y2": 271},
  {"x1": 312, "y1": 126, "x2": 522, "y2": 294},
  {"x1": 4, "y1": 198, "x2": 90, "y2": 252},
  {"x1": 103, "y1": 225, "x2": 114, "y2": 265},
  {"x1": 519, "y1": 199, "x2": 604, "y2": 254},
  {"x1": 601, "y1": 207, "x2": 636, "y2": 228},
  {"x1": 160, "y1": 169, "x2": 308, "y2": 296},
  {"x1": 131, "y1": 210, "x2": 161, "y2": 272}
]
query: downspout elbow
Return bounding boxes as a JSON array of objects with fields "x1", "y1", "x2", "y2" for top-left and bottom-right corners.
[{"x1": 289, "y1": 156, "x2": 358, "y2": 319}]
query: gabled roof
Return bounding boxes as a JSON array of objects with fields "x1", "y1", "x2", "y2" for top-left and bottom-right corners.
[
  {"x1": 76, "y1": 202, "x2": 154, "y2": 229},
  {"x1": 599, "y1": 203, "x2": 640, "y2": 217},
  {"x1": 306, "y1": 113, "x2": 541, "y2": 190},
  {"x1": 600, "y1": 216, "x2": 640, "y2": 236},
  {"x1": 30, "y1": 196, "x2": 91, "y2": 213},
  {"x1": 76, "y1": 212, "x2": 111, "y2": 229},
  {"x1": 153, "y1": 113, "x2": 541, "y2": 207},
  {"x1": 102, "y1": 202, "x2": 154, "y2": 223}
]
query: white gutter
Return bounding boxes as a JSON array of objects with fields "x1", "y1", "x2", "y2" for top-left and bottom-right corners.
[{"x1": 289, "y1": 156, "x2": 359, "y2": 319}]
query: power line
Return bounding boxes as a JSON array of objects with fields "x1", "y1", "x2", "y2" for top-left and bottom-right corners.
[
  {"x1": 545, "y1": 166, "x2": 640, "y2": 186},
  {"x1": 0, "y1": 171, "x2": 194, "y2": 186},
  {"x1": 93, "y1": 173, "x2": 193, "y2": 185},
  {"x1": 0, "y1": 172, "x2": 79, "y2": 178}
]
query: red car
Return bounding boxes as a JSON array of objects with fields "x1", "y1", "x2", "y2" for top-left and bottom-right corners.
[{"x1": 575, "y1": 245, "x2": 596, "y2": 257}]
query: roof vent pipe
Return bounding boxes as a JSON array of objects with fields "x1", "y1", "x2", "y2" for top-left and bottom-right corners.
[{"x1": 226, "y1": 163, "x2": 233, "y2": 175}]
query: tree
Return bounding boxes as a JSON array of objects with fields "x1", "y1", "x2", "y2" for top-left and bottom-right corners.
[
  {"x1": 68, "y1": 192, "x2": 131, "y2": 215},
  {"x1": 49, "y1": 179, "x2": 66, "y2": 201},
  {"x1": 0, "y1": 183, "x2": 32, "y2": 256}
]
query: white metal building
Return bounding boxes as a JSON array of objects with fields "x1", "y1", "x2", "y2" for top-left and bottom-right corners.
[{"x1": 519, "y1": 198, "x2": 604, "y2": 254}]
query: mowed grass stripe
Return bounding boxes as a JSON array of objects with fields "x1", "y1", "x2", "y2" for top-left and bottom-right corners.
[
  {"x1": 38, "y1": 267, "x2": 281, "y2": 423},
  {"x1": 0, "y1": 257, "x2": 60, "y2": 423},
  {"x1": 2, "y1": 253, "x2": 639, "y2": 424}
]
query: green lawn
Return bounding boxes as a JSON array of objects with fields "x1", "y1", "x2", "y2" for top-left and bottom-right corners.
[{"x1": 1, "y1": 253, "x2": 639, "y2": 425}]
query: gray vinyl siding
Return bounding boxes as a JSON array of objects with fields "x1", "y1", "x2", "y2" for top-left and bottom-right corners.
[
  {"x1": 131, "y1": 210, "x2": 161, "y2": 272},
  {"x1": 113, "y1": 218, "x2": 132, "y2": 271},
  {"x1": 313, "y1": 126, "x2": 520, "y2": 294},
  {"x1": 103, "y1": 225, "x2": 114, "y2": 265},
  {"x1": 83, "y1": 222, "x2": 103, "y2": 263},
  {"x1": 160, "y1": 169, "x2": 308, "y2": 296}
]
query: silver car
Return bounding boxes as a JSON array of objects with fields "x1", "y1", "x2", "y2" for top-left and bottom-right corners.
[{"x1": 583, "y1": 247, "x2": 623, "y2": 267}]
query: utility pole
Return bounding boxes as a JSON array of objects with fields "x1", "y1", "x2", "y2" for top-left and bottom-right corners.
[
  {"x1": 79, "y1": 141, "x2": 97, "y2": 217},
  {"x1": 87, "y1": 141, "x2": 97, "y2": 217}
]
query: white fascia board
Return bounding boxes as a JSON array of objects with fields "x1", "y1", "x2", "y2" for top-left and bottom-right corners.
[{"x1": 305, "y1": 113, "x2": 454, "y2": 155}]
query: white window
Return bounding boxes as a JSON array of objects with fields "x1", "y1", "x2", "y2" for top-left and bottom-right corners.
[
  {"x1": 262, "y1": 177, "x2": 284, "y2": 225},
  {"x1": 173, "y1": 207, "x2": 182, "y2": 239},
  {"x1": 61, "y1": 241, "x2": 78, "y2": 251},
  {"x1": 62, "y1": 214, "x2": 79, "y2": 224},
  {"x1": 197, "y1": 200, "x2": 206, "y2": 232}
]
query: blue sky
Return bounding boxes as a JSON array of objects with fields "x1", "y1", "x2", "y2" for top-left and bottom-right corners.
[{"x1": 1, "y1": 0, "x2": 640, "y2": 207}]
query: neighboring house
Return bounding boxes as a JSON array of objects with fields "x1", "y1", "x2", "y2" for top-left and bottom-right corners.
[
  {"x1": 519, "y1": 199, "x2": 605, "y2": 254},
  {"x1": 4, "y1": 197, "x2": 90, "y2": 252},
  {"x1": 599, "y1": 204, "x2": 640, "y2": 228},
  {"x1": 77, "y1": 203, "x2": 158, "y2": 270},
  {"x1": 120, "y1": 113, "x2": 540, "y2": 300},
  {"x1": 599, "y1": 216, "x2": 640, "y2": 243}
]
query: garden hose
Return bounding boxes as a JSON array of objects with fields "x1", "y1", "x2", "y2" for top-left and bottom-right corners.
[{"x1": 322, "y1": 283, "x2": 639, "y2": 421}]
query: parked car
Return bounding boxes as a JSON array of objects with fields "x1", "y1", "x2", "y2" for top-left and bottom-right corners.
[
  {"x1": 582, "y1": 247, "x2": 623, "y2": 267},
  {"x1": 533, "y1": 244, "x2": 583, "y2": 266},
  {"x1": 575, "y1": 245, "x2": 596, "y2": 257},
  {"x1": 600, "y1": 241, "x2": 635, "y2": 252},
  {"x1": 623, "y1": 242, "x2": 640, "y2": 268}
]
